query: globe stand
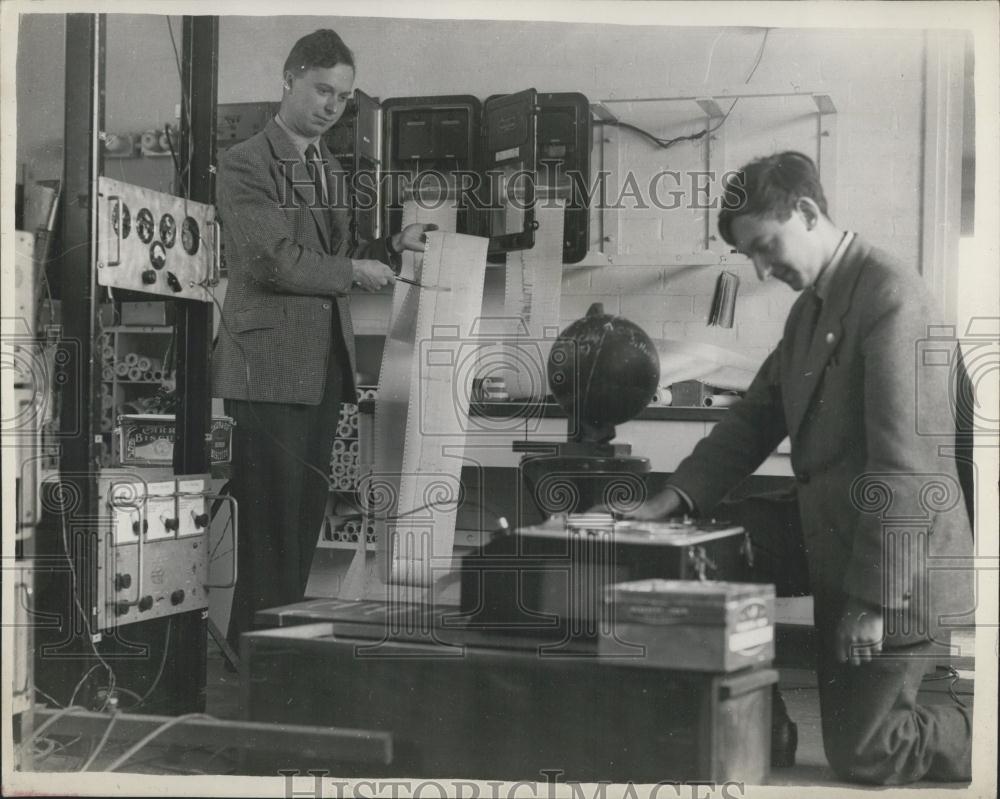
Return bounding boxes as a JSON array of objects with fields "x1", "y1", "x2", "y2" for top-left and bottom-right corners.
[
  {"x1": 512, "y1": 302, "x2": 660, "y2": 519},
  {"x1": 514, "y1": 417, "x2": 651, "y2": 518}
]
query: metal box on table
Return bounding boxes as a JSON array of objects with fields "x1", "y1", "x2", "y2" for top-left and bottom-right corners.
[
  {"x1": 459, "y1": 516, "x2": 753, "y2": 638},
  {"x1": 602, "y1": 578, "x2": 775, "y2": 672}
]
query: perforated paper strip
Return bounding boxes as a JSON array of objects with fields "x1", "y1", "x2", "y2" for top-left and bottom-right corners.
[
  {"x1": 499, "y1": 199, "x2": 566, "y2": 400},
  {"x1": 372, "y1": 201, "x2": 488, "y2": 588}
]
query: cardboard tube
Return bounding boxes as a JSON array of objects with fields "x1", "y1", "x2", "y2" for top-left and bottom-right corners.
[{"x1": 703, "y1": 393, "x2": 740, "y2": 408}]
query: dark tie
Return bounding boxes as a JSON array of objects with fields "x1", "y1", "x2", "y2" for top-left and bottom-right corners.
[
  {"x1": 304, "y1": 144, "x2": 327, "y2": 207},
  {"x1": 792, "y1": 289, "x2": 823, "y2": 371}
]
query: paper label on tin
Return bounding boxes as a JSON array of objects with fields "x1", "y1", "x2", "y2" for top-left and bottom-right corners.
[
  {"x1": 729, "y1": 624, "x2": 774, "y2": 653},
  {"x1": 495, "y1": 146, "x2": 519, "y2": 162},
  {"x1": 729, "y1": 597, "x2": 772, "y2": 654}
]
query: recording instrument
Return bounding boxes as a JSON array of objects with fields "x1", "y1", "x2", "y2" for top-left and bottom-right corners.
[
  {"x1": 94, "y1": 470, "x2": 231, "y2": 629},
  {"x1": 96, "y1": 177, "x2": 219, "y2": 301}
]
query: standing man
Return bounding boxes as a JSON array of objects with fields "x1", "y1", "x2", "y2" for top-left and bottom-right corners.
[
  {"x1": 212, "y1": 29, "x2": 435, "y2": 652},
  {"x1": 631, "y1": 152, "x2": 974, "y2": 784}
]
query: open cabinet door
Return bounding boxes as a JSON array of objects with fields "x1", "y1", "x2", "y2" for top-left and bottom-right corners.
[
  {"x1": 482, "y1": 88, "x2": 538, "y2": 257},
  {"x1": 324, "y1": 88, "x2": 382, "y2": 242}
]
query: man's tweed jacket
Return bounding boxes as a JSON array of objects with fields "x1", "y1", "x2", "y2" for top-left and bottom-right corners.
[
  {"x1": 212, "y1": 118, "x2": 391, "y2": 405},
  {"x1": 669, "y1": 236, "x2": 974, "y2": 645}
]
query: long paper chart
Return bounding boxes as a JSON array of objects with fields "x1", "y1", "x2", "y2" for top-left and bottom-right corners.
[
  {"x1": 371, "y1": 200, "x2": 488, "y2": 595},
  {"x1": 499, "y1": 199, "x2": 566, "y2": 400}
]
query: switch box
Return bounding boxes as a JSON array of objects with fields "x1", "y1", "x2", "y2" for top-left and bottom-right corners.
[{"x1": 97, "y1": 471, "x2": 211, "y2": 629}]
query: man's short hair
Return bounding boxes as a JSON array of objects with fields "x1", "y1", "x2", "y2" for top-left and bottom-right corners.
[
  {"x1": 283, "y1": 29, "x2": 355, "y2": 76},
  {"x1": 717, "y1": 151, "x2": 829, "y2": 246}
]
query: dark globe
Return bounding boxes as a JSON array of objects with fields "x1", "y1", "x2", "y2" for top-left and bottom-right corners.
[{"x1": 547, "y1": 303, "x2": 660, "y2": 439}]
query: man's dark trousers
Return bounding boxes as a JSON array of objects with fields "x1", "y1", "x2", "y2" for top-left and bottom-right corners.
[{"x1": 224, "y1": 342, "x2": 348, "y2": 651}]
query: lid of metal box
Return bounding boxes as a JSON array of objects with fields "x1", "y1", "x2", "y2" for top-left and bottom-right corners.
[
  {"x1": 117, "y1": 413, "x2": 235, "y2": 424},
  {"x1": 516, "y1": 515, "x2": 745, "y2": 546}
]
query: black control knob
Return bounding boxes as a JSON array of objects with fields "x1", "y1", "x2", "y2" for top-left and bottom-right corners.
[
  {"x1": 193, "y1": 513, "x2": 209, "y2": 529},
  {"x1": 170, "y1": 589, "x2": 185, "y2": 606},
  {"x1": 115, "y1": 601, "x2": 130, "y2": 616},
  {"x1": 166, "y1": 271, "x2": 183, "y2": 292},
  {"x1": 114, "y1": 573, "x2": 132, "y2": 591},
  {"x1": 138, "y1": 595, "x2": 153, "y2": 612},
  {"x1": 132, "y1": 520, "x2": 148, "y2": 535},
  {"x1": 141, "y1": 269, "x2": 157, "y2": 284},
  {"x1": 163, "y1": 518, "x2": 179, "y2": 533}
]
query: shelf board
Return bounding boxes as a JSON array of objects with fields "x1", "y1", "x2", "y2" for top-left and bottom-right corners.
[
  {"x1": 572, "y1": 250, "x2": 751, "y2": 268},
  {"x1": 317, "y1": 539, "x2": 375, "y2": 551},
  {"x1": 594, "y1": 86, "x2": 837, "y2": 113}
]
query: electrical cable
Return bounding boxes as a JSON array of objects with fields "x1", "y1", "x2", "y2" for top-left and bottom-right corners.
[
  {"x1": 104, "y1": 712, "x2": 214, "y2": 772},
  {"x1": 703, "y1": 30, "x2": 727, "y2": 83},
  {"x1": 68, "y1": 664, "x2": 101, "y2": 710},
  {"x1": 165, "y1": 18, "x2": 194, "y2": 200},
  {"x1": 78, "y1": 710, "x2": 120, "y2": 771},
  {"x1": 597, "y1": 28, "x2": 771, "y2": 149},
  {"x1": 209, "y1": 512, "x2": 233, "y2": 562},
  {"x1": 922, "y1": 665, "x2": 969, "y2": 709},
  {"x1": 132, "y1": 617, "x2": 172, "y2": 709},
  {"x1": 32, "y1": 737, "x2": 57, "y2": 760},
  {"x1": 59, "y1": 509, "x2": 117, "y2": 709},
  {"x1": 34, "y1": 687, "x2": 64, "y2": 709},
  {"x1": 33, "y1": 734, "x2": 84, "y2": 763},
  {"x1": 26, "y1": 705, "x2": 88, "y2": 745},
  {"x1": 163, "y1": 122, "x2": 181, "y2": 179},
  {"x1": 112, "y1": 687, "x2": 145, "y2": 707}
]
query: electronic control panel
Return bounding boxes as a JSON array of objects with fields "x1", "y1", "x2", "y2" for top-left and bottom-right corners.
[
  {"x1": 96, "y1": 471, "x2": 218, "y2": 629},
  {"x1": 96, "y1": 177, "x2": 219, "y2": 302}
]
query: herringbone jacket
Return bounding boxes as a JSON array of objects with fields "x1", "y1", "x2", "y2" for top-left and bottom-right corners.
[{"x1": 212, "y1": 119, "x2": 390, "y2": 404}]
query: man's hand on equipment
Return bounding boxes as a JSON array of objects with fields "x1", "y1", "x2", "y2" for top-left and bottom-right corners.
[
  {"x1": 393, "y1": 223, "x2": 439, "y2": 253},
  {"x1": 352, "y1": 259, "x2": 395, "y2": 292},
  {"x1": 626, "y1": 486, "x2": 686, "y2": 520},
  {"x1": 835, "y1": 598, "x2": 884, "y2": 666}
]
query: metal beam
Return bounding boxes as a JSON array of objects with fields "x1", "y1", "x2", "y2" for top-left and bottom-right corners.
[
  {"x1": 57, "y1": 11, "x2": 105, "y2": 634},
  {"x1": 173, "y1": 16, "x2": 219, "y2": 475}
]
